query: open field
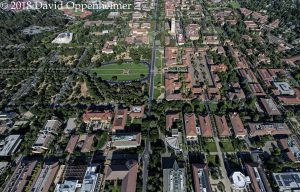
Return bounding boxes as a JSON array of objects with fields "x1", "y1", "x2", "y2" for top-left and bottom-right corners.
[
  {"x1": 220, "y1": 141, "x2": 235, "y2": 152},
  {"x1": 90, "y1": 63, "x2": 149, "y2": 81},
  {"x1": 203, "y1": 141, "x2": 218, "y2": 152}
]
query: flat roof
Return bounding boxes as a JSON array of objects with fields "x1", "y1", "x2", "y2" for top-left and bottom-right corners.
[
  {"x1": 273, "y1": 172, "x2": 300, "y2": 189},
  {"x1": 0, "y1": 135, "x2": 22, "y2": 156}
]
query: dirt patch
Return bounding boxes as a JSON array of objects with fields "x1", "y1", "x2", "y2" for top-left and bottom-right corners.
[
  {"x1": 80, "y1": 81, "x2": 89, "y2": 97},
  {"x1": 59, "y1": 55, "x2": 78, "y2": 66}
]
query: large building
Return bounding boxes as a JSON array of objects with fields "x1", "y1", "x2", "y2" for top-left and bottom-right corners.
[
  {"x1": 104, "y1": 160, "x2": 138, "y2": 192},
  {"x1": 55, "y1": 180, "x2": 81, "y2": 192},
  {"x1": 64, "y1": 118, "x2": 77, "y2": 134},
  {"x1": 229, "y1": 113, "x2": 247, "y2": 138},
  {"x1": 192, "y1": 164, "x2": 212, "y2": 192},
  {"x1": 273, "y1": 172, "x2": 300, "y2": 192},
  {"x1": 112, "y1": 108, "x2": 128, "y2": 132},
  {"x1": 111, "y1": 132, "x2": 141, "y2": 149},
  {"x1": 184, "y1": 113, "x2": 198, "y2": 141},
  {"x1": 52, "y1": 32, "x2": 73, "y2": 44},
  {"x1": 245, "y1": 163, "x2": 272, "y2": 192},
  {"x1": 0, "y1": 134, "x2": 22, "y2": 157},
  {"x1": 32, "y1": 120, "x2": 62, "y2": 153},
  {"x1": 31, "y1": 161, "x2": 60, "y2": 192},
  {"x1": 163, "y1": 161, "x2": 186, "y2": 192},
  {"x1": 82, "y1": 110, "x2": 112, "y2": 124},
  {"x1": 3, "y1": 158, "x2": 39, "y2": 192},
  {"x1": 260, "y1": 98, "x2": 281, "y2": 116},
  {"x1": 171, "y1": 18, "x2": 176, "y2": 35},
  {"x1": 80, "y1": 165, "x2": 100, "y2": 192},
  {"x1": 214, "y1": 115, "x2": 231, "y2": 137},
  {"x1": 230, "y1": 171, "x2": 251, "y2": 191},
  {"x1": 198, "y1": 115, "x2": 213, "y2": 137},
  {"x1": 248, "y1": 122, "x2": 291, "y2": 137}
]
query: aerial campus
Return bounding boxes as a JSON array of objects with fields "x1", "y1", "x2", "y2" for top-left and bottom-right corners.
[{"x1": 0, "y1": 0, "x2": 300, "y2": 191}]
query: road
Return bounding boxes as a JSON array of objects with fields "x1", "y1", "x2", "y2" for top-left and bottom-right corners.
[
  {"x1": 211, "y1": 136, "x2": 232, "y2": 192},
  {"x1": 142, "y1": 0, "x2": 159, "y2": 191}
]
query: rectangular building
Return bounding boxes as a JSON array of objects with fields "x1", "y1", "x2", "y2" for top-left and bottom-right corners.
[
  {"x1": 184, "y1": 113, "x2": 198, "y2": 141},
  {"x1": 192, "y1": 164, "x2": 212, "y2": 192},
  {"x1": 31, "y1": 162, "x2": 60, "y2": 192},
  {"x1": 214, "y1": 115, "x2": 231, "y2": 137},
  {"x1": 3, "y1": 158, "x2": 39, "y2": 192},
  {"x1": 248, "y1": 123, "x2": 291, "y2": 137},
  {"x1": 0, "y1": 134, "x2": 22, "y2": 156},
  {"x1": 111, "y1": 132, "x2": 141, "y2": 149},
  {"x1": 198, "y1": 115, "x2": 213, "y2": 137},
  {"x1": 112, "y1": 109, "x2": 128, "y2": 132},
  {"x1": 245, "y1": 163, "x2": 272, "y2": 192},
  {"x1": 273, "y1": 172, "x2": 300, "y2": 192},
  {"x1": 229, "y1": 113, "x2": 247, "y2": 138}
]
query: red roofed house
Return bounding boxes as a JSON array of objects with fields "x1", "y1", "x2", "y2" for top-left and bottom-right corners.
[
  {"x1": 198, "y1": 115, "x2": 213, "y2": 137},
  {"x1": 192, "y1": 164, "x2": 212, "y2": 192},
  {"x1": 82, "y1": 110, "x2": 113, "y2": 124},
  {"x1": 166, "y1": 113, "x2": 180, "y2": 130},
  {"x1": 104, "y1": 160, "x2": 138, "y2": 192},
  {"x1": 112, "y1": 109, "x2": 128, "y2": 132},
  {"x1": 184, "y1": 113, "x2": 198, "y2": 141},
  {"x1": 248, "y1": 123, "x2": 291, "y2": 137},
  {"x1": 214, "y1": 115, "x2": 231, "y2": 137},
  {"x1": 65, "y1": 135, "x2": 79, "y2": 153},
  {"x1": 245, "y1": 163, "x2": 272, "y2": 192},
  {"x1": 260, "y1": 98, "x2": 281, "y2": 116},
  {"x1": 229, "y1": 113, "x2": 247, "y2": 138},
  {"x1": 278, "y1": 138, "x2": 300, "y2": 162},
  {"x1": 81, "y1": 134, "x2": 95, "y2": 153},
  {"x1": 249, "y1": 83, "x2": 266, "y2": 97},
  {"x1": 129, "y1": 105, "x2": 145, "y2": 119},
  {"x1": 278, "y1": 89, "x2": 300, "y2": 105}
]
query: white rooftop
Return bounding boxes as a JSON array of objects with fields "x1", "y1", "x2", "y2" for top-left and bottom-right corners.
[
  {"x1": 231, "y1": 171, "x2": 251, "y2": 190},
  {"x1": 80, "y1": 165, "x2": 99, "y2": 192},
  {"x1": 0, "y1": 135, "x2": 22, "y2": 156},
  {"x1": 274, "y1": 82, "x2": 295, "y2": 95},
  {"x1": 52, "y1": 33, "x2": 73, "y2": 44},
  {"x1": 55, "y1": 180, "x2": 81, "y2": 192}
]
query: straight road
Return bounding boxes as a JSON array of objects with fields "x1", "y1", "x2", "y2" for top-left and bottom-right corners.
[{"x1": 142, "y1": 0, "x2": 159, "y2": 191}]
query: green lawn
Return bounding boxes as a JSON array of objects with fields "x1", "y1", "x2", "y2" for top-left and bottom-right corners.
[
  {"x1": 132, "y1": 118, "x2": 143, "y2": 124},
  {"x1": 230, "y1": 1, "x2": 240, "y2": 9},
  {"x1": 153, "y1": 50, "x2": 164, "y2": 99},
  {"x1": 206, "y1": 155, "x2": 220, "y2": 167},
  {"x1": 95, "y1": 131, "x2": 108, "y2": 149},
  {"x1": 220, "y1": 141, "x2": 235, "y2": 152},
  {"x1": 154, "y1": 88, "x2": 162, "y2": 99},
  {"x1": 90, "y1": 63, "x2": 148, "y2": 81},
  {"x1": 203, "y1": 141, "x2": 218, "y2": 152}
]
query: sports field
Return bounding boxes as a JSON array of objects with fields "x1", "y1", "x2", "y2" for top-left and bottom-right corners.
[{"x1": 90, "y1": 63, "x2": 149, "y2": 81}]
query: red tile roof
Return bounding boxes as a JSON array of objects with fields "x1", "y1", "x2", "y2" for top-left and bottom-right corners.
[
  {"x1": 249, "y1": 83, "x2": 266, "y2": 96},
  {"x1": 82, "y1": 110, "x2": 112, "y2": 123},
  {"x1": 184, "y1": 113, "x2": 198, "y2": 138},
  {"x1": 198, "y1": 115, "x2": 213, "y2": 137},
  {"x1": 112, "y1": 109, "x2": 128, "y2": 132},
  {"x1": 215, "y1": 115, "x2": 231, "y2": 137},
  {"x1": 260, "y1": 98, "x2": 281, "y2": 116},
  {"x1": 166, "y1": 113, "x2": 180, "y2": 130},
  {"x1": 104, "y1": 160, "x2": 138, "y2": 192},
  {"x1": 229, "y1": 113, "x2": 247, "y2": 137},
  {"x1": 192, "y1": 164, "x2": 212, "y2": 192},
  {"x1": 81, "y1": 134, "x2": 95, "y2": 153},
  {"x1": 248, "y1": 123, "x2": 291, "y2": 137},
  {"x1": 65, "y1": 135, "x2": 79, "y2": 153},
  {"x1": 278, "y1": 88, "x2": 300, "y2": 105}
]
